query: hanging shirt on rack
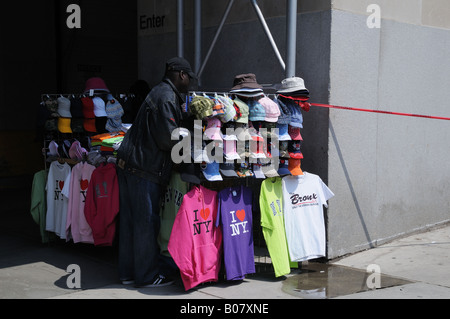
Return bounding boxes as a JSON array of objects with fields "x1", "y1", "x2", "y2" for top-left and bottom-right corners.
[
  {"x1": 62, "y1": 161, "x2": 96, "y2": 244},
  {"x1": 45, "y1": 161, "x2": 71, "y2": 240},
  {"x1": 31, "y1": 170, "x2": 56, "y2": 243},
  {"x1": 216, "y1": 185, "x2": 255, "y2": 281},
  {"x1": 168, "y1": 185, "x2": 222, "y2": 291},
  {"x1": 282, "y1": 172, "x2": 334, "y2": 262},
  {"x1": 259, "y1": 177, "x2": 292, "y2": 277},
  {"x1": 84, "y1": 162, "x2": 119, "y2": 246},
  {"x1": 158, "y1": 171, "x2": 189, "y2": 258}
]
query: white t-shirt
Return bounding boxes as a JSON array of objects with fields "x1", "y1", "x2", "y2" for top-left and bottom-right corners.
[
  {"x1": 282, "y1": 172, "x2": 334, "y2": 262},
  {"x1": 45, "y1": 161, "x2": 71, "y2": 239}
]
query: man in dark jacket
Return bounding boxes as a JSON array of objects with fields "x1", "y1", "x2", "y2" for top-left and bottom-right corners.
[{"x1": 116, "y1": 57, "x2": 195, "y2": 287}]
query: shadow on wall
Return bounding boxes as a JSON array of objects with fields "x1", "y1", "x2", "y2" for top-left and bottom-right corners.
[{"x1": 329, "y1": 121, "x2": 373, "y2": 248}]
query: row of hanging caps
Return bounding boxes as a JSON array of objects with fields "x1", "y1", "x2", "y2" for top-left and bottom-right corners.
[{"x1": 41, "y1": 92, "x2": 136, "y2": 102}]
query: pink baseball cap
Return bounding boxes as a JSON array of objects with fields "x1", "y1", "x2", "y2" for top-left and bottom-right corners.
[{"x1": 204, "y1": 117, "x2": 223, "y2": 141}]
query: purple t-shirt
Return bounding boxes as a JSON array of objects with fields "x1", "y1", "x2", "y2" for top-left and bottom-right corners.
[{"x1": 216, "y1": 185, "x2": 255, "y2": 280}]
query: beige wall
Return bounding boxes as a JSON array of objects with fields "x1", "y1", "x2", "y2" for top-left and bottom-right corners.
[{"x1": 332, "y1": 0, "x2": 450, "y2": 29}]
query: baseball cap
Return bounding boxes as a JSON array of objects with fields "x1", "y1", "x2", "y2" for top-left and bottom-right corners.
[
  {"x1": 58, "y1": 117, "x2": 72, "y2": 134},
  {"x1": 233, "y1": 97, "x2": 249, "y2": 124},
  {"x1": 286, "y1": 100, "x2": 304, "y2": 128},
  {"x1": 47, "y1": 140, "x2": 59, "y2": 157},
  {"x1": 83, "y1": 118, "x2": 97, "y2": 133},
  {"x1": 204, "y1": 117, "x2": 223, "y2": 141},
  {"x1": 258, "y1": 96, "x2": 280, "y2": 122},
  {"x1": 288, "y1": 140, "x2": 304, "y2": 159},
  {"x1": 93, "y1": 97, "x2": 107, "y2": 117},
  {"x1": 189, "y1": 95, "x2": 214, "y2": 120},
  {"x1": 261, "y1": 161, "x2": 279, "y2": 178},
  {"x1": 69, "y1": 140, "x2": 87, "y2": 160},
  {"x1": 288, "y1": 158, "x2": 303, "y2": 176},
  {"x1": 247, "y1": 99, "x2": 266, "y2": 122},
  {"x1": 278, "y1": 158, "x2": 291, "y2": 176},
  {"x1": 202, "y1": 161, "x2": 223, "y2": 182},
  {"x1": 236, "y1": 160, "x2": 254, "y2": 178},
  {"x1": 221, "y1": 122, "x2": 238, "y2": 141},
  {"x1": 224, "y1": 140, "x2": 241, "y2": 161},
  {"x1": 252, "y1": 162, "x2": 266, "y2": 179},
  {"x1": 217, "y1": 95, "x2": 236, "y2": 123},
  {"x1": 277, "y1": 123, "x2": 291, "y2": 141},
  {"x1": 81, "y1": 97, "x2": 95, "y2": 119},
  {"x1": 220, "y1": 162, "x2": 238, "y2": 177},
  {"x1": 166, "y1": 57, "x2": 197, "y2": 79},
  {"x1": 275, "y1": 98, "x2": 291, "y2": 125},
  {"x1": 70, "y1": 97, "x2": 84, "y2": 118},
  {"x1": 57, "y1": 96, "x2": 72, "y2": 118},
  {"x1": 288, "y1": 125, "x2": 303, "y2": 141}
]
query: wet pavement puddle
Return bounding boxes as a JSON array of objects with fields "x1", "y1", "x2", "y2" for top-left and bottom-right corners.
[{"x1": 282, "y1": 262, "x2": 413, "y2": 299}]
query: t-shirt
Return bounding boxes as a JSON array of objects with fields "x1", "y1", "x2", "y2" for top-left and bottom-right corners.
[
  {"x1": 259, "y1": 177, "x2": 291, "y2": 277},
  {"x1": 31, "y1": 170, "x2": 56, "y2": 243},
  {"x1": 62, "y1": 162, "x2": 96, "y2": 244},
  {"x1": 216, "y1": 185, "x2": 255, "y2": 281},
  {"x1": 282, "y1": 172, "x2": 334, "y2": 262},
  {"x1": 158, "y1": 171, "x2": 188, "y2": 258},
  {"x1": 168, "y1": 185, "x2": 222, "y2": 291},
  {"x1": 45, "y1": 161, "x2": 71, "y2": 239},
  {"x1": 84, "y1": 163, "x2": 119, "y2": 246}
]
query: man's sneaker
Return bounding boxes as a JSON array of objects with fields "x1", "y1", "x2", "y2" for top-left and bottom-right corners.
[{"x1": 138, "y1": 274, "x2": 174, "y2": 288}]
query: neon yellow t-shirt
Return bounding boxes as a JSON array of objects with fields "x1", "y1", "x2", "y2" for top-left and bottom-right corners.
[{"x1": 260, "y1": 177, "x2": 294, "y2": 277}]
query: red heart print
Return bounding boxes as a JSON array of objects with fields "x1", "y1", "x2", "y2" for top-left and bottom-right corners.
[
  {"x1": 200, "y1": 208, "x2": 210, "y2": 221},
  {"x1": 80, "y1": 179, "x2": 89, "y2": 191},
  {"x1": 59, "y1": 181, "x2": 64, "y2": 191},
  {"x1": 236, "y1": 209, "x2": 246, "y2": 222}
]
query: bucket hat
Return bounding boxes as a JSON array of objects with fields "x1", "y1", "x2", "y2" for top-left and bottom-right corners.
[
  {"x1": 231, "y1": 73, "x2": 263, "y2": 91},
  {"x1": 276, "y1": 77, "x2": 308, "y2": 94},
  {"x1": 84, "y1": 77, "x2": 110, "y2": 94}
]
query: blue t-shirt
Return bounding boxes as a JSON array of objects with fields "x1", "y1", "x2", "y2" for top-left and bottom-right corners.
[{"x1": 216, "y1": 185, "x2": 255, "y2": 280}]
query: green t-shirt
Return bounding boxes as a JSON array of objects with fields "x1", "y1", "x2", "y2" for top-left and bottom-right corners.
[
  {"x1": 158, "y1": 172, "x2": 189, "y2": 257},
  {"x1": 260, "y1": 177, "x2": 293, "y2": 277}
]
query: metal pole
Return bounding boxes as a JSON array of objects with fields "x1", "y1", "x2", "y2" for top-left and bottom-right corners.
[
  {"x1": 177, "y1": 0, "x2": 184, "y2": 57},
  {"x1": 194, "y1": 0, "x2": 202, "y2": 76},
  {"x1": 250, "y1": 0, "x2": 286, "y2": 71},
  {"x1": 198, "y1": 0, "x2": 235, "y2": 79},
  {"x1": 286, "y1": 0, "x2": 297, "y2": 77}
]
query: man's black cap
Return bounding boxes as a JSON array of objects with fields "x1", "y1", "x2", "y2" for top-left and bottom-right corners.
[{"x1": 166, "y1": 57, "x2": 197, "y2": 79}]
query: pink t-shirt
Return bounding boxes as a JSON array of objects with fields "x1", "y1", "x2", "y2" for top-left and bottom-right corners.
[
  {"x1": 84, "y1": 163, "x2": 119, "y2": 246},
  {"x1": 168, "y1": 185, "x2": 222, "y2": 291},
  {"x1": 62, "y1": 162, "x2": 96, "y2": 243}
]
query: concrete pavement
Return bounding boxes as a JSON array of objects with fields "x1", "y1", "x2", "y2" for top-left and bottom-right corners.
[{"x1": 1, "y1": 186, "x2": 450, "y2": 300}]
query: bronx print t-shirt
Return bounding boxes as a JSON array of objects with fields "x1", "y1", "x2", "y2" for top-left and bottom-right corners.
[
  {"x1": 216, "y1": 185, "x2": 255, "y2": 280},
  {"x1": 282, "y1": 172, "x2": 334, "y2": 262}
]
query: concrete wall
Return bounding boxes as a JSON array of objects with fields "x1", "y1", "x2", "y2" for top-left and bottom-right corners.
[
  {"x1": 137, "y1": 0, "x2": 450, "y2": 259},
  {"x1": 327, "y1": 3, "x2": 450, "y2": 258},
  {"x1": 137, "y1": 0, "x2": 331, "y2": 181}
]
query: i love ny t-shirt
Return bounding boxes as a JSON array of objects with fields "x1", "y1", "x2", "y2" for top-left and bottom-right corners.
[{"x1": 216, "y1": 185, "x2": 255, "y2": 280}]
